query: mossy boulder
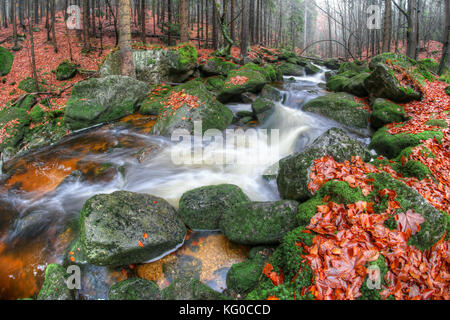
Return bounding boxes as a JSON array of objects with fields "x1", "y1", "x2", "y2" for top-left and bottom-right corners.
[
  {"x1": 446, "y1": 86, "x2": 450, "y2": 95},
  {"x1": 217, "y1": 64, "x2": 269, "y2": 103},
  {"x1": 64, "y1": 75, "x2": 150, "y2": 131},
  {"x1": 358, "y1": 255, "x2": 390, "y2": 300},
  {"x1": 30, "y1": 105, "x2": 46, "y2": 123},
  {"x1": 0, "y1": 95, "x2": 35, "y2": 152},
  {"x1": 302, "y1": 92, "x2": 370, "y2": 129},
  {"x1": 219, "y1": 200, "x2": 299, "y2": 245},
  {"x1": 56, "y1": 60, "x2": 78, "y2": 80},
  {"x1": 37, "y1": 264, "x2": 74, "y2": 300},
  {"x1": 178, "y1": 184, "x2": 250, "y2": 230},
  {"x1": 80, "y1": 191, "x2": 186, "y2": 266},
  {"x1": 204, "y1": 76, "x2": 225, "y2": 93},
  {"x1": 139, "y1": 84, "x2": 172, "y2": 115},
  {"x1": 370, "y1": 98, "x2": 407, "y2": 129},
  {"x1": 280, "y1": 62, "x2": 305, "y2": 77},
  {"x1": 108, "y1": 278, "x2": 161, "y2": 300},
  {"x1": 251, "y1": 97, "x2": 276, "y2": 124},
  {"x1": 324, "y1": 58, "x2": 340, "y2": 70},
  {"x1": 100, "y1": 44, "x2": 198, "y2": 84},
  {"x1": 304, "y1": 62, "x2": 320, "y2": 75},
  {"x1": 326, "y1": 75, "x2": 347, "y2": 92},
  {"x1": 260, "y1": 84, "x2": 283, "y2": 102},
  {"x1": 161, "y1": 277, "x2": 227, "y2": 300},
  {"x1": 150, "y1": 79, "x2": 233, "y2": 136},
  {"x1": 0, "y1": 46, "x2": 13, "y2": 76},
  {"x1": 18, "y1": 77, "x2": 44, "y2": 93},
  {"x1": 277, "y1": 128, "x2": 372, "y2": 202},
  {"x1": 369, "y1": 126, "x2": 443, "y2": 159},
  {"x1": 342, "y1": 73, "x2": 370, "y2": 97},
  {"x1": 200, "y1": 57, "x2": 238, "y2": 76},
  {"x1": 338, "y1": 61, "x2": 368, "y2": 75},
  {"x1": 226, "y1": 254, "x2": 266, "y2": 296}
]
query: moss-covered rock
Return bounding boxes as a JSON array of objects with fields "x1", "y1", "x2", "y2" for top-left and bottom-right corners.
[
  {"x1": 277, "y1": 128, "x2": 372, "y2": 202},
  {"x1": 217, "y1": 64, "x2": 269, "y2": 103},
  {"x1": 342, "y1": 73, "x2": 370, "y2": 97},
  {"x1": 150, "y1": 79, "x2": 233, "y2": 136},
  {"x1": 100, "y1": 44, "x2": 198, "y2": 84},
  {"x1": 260, "y1": 84, "x2": 283, "y2": 102},
  {"x1": 370, "y1": 98, "x2": 407, "y2": 129},
  {"x1": 226, "y1": 254, "x2": 266, "y2": 296},
  {"x1": 220, "y1": 200, "x2": 299, "y2": 245},
  {"x1": 204, "y1": 76, "x2": 225, "y2": 93},
  {"x1": 0, "y1": 46, "x2": 13, "y2": 76},
  {"x1": 30, "y1": 105, "x2": 46, "y2": 123},
  {"x1": 18, "y1": 77, "x2": 44, "y2": 93},
  {"x1": 251, "y1": 97, "x2": 275, "y2": 123},
  {"x1": 108, "y1": 278, "x2": 161, "y2": 300},
  {"x1": 37, "y1": 264, "x2": 74, "y2": 300},
  {"x1": 358, "y1": 255, "x2": 390, "y2": 300},
  {"x1": 304, "y1": 62, "x2": 320, "y2": 75},
  {"x1": 446, "y1": 86, "x2": 450, "y2": 95},
  {"x1": 424, "y1": 118, "x2": 448, "y2": 128},
  {"x1": 161, "y1": 277, "x2": 227, "y2": 300},
  {"x1": 64, "y1": 75, "x2": 150, "y2": 131},
  {"x1": 56, "y1": 60, "x2": 78, "y2": 80},
  {"x1": 302, "y1": 92, "x2": 370, "y2": 129},
  {"x1": 178, "y1": 184, "x2": 250, "y2": 230},
  {"x1": 326, "y1": 75, "x2": 347, "y2": 92},
  {"x1": 324, "y1": 58, "x2": 340, "y2": 70},
  {"x1": 200, "y1": 57, "x2": 238, "y2": 77},
  {"x1": 139, "y1": 84, "x2": 172, "y2": 115},
  {"x1": 80, "y1": 191, "x2": 186, "y2": 266},
  {"x1": 280, "y1": 62, "x2": 305, "y2": 77},
  {"x1": 369, "y1": 126, "x2": 443, "y2": 159}
]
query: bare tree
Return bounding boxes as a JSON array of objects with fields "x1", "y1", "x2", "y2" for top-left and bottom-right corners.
[
  {"x1": 439, "y1": 0, "x2": 449, "y2": 74},
  {"x1": 180, "y1": 0, "x2": 189, "y2": 42},
  {"x1": 119, "y1": 0, "x2": 135, "y2": 77},
  {"x1": 382, "y1": 0, "x2": 392, "y2": 52},
  {"x1": 83, "y1": 0, "x2": 91, "y2": 52}
]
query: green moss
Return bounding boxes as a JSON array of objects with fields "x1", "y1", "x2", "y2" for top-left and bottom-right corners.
[
  {"x1": 446, "y1": 86, "x2": 450, "y2": 95},
  {"x1": 139, "y1": 84, "x2": 172, "y2": 115},
  {"x1": 440, "y1": 71, "x2": 450, "y2": 84},
  {"x1": 358, "y1": 255, "x2": 390, "y2": 300},
  {"x1": 109, "y1": 278, "x2": 161, "y2": 300},
  {"x1": 205, "y1": 76, "x2": 225, "y2": 92},
  {"x1": 0, "y1": 46, "x2": 14, "y2": 76},
  {"x1": 226, "y1": 255, "x2": 266, "y2": 296},
  {"x1": 18, "y1": 77, "x2": 44, "y2": 93},
  {"x1": 176, "y1": 43, "x2": 198, "y2": 70},
  {"x1": 161, "y1": 277, "x2": 227, "y2": 300},
  {"x1": 326, "y1": 75, "x2": 347, "y2": 92},
  {"x1": 37, "y1": 264, "x2": 74, "y2": 300},
  {"x1": 418, "y1": 58, "x2": 439, "y2": 73},
  {"x1": 370, "y1": 98, "x2": 407, "y2": 129},
  {"x1": 425, "y1": 119, "x2": 448, "y2": 128},
  {"x1": 56, "y1": 60, "x2": 78, "y2": 80},
  {"x1": 369, "y1": 126, "x2": 443, "y2": 159},
  {"x1": 30, "y1": 105, "x2": 46, "y2": 123}
]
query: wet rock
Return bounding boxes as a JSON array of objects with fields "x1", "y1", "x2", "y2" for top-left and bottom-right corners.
[
  {"x1": 178, "y1": 184, "x2": 250, "y2": 230},
  {"x1": 226, "y1": 254, "x2": 266, "y2": 296},
  {"x1": 37, "y1": 264, "x2": 74, "y2": 300},
  {"x1": 0, "y1": 46, "x2": 13, "y2": 76},
  {"x1": 100, "y1": 44, "x2": 198, "y2": 84},
  {"x1": 80, "y1": 191, "x2": 186, "y2": 266},
  {"x1": 251, "y1": 98, "x2": 276, "y2": 124},
  {"x1": 323, "y1": 58, "x2": 340, "y2": 70},
  {"x1": 220, "y1": 200, "x2": 299, "y2": 245},
  {"x1": 64, "y1": 75, "x2": 150, "y2": 131},
  {"x1": 150, "y1": 79, "x2": 233, "y2": 137},
  {"x1": 108, "y1": 278, "x2": 161, "y2": 300},
  {"x1": 277, "y1": 128, "x2": 372, "y2": 202},
  {"x1": 302, "y1": 92, "x2": 370, "y2": 129},
  {"x1": 161, "y1": 277, "x2": 227, "y2": 300},
  {"x1": 280, "y1": 62, "x2": 305, "y2": 77},
  {"x1": 370, "y1": 98, "x2": 407, "y2": 129},
  {"x1": 260, "y1": 84, "x2": 283, "y2": 102},
  {"x1": 199, "y1": 58, "x2": 238, "y2": 77},
  {"x1": 241, "y1": 92, "x2": 258, "y2": 103},
  {"x1": 304, "y1": 62, "x2": 320, "y2": 75}
]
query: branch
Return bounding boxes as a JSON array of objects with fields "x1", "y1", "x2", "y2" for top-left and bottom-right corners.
[{"x1": 392, "y1": 0, "x2": 408, "y2": 17}]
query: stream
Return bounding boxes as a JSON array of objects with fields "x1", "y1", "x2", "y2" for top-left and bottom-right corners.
[{"x1": 0, "y1": 65, "x2": 367, "y2": 300}]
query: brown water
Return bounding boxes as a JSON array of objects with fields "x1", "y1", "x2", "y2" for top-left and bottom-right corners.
[{"x1": 0, "y1": 69, "x2": 348, "y2": 300}]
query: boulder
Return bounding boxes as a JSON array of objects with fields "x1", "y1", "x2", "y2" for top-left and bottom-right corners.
[
  {"x1": 100, "y1": 44, "x2": 198, "y2": 84},
  {"x1": 280, "y1": 62, "x2": 305, "y2": 77},
  {"x1": 342, "y1": 73, "x2": 370, "y2": 97},
  {"x1": 37, "y1": 264, "x2": 74, "y2": 300},
  {"x1": 56, "y1": 60, "x2": 78, "y2": 80},
  {"x1": 226, "y1": 254, "x2": 266, "y2": 296},
  {"x1": 161, "y1": 277, "x2": 227, "y2": 300},
  {"x1": 18, "y1": 77, "x2": 44, "y2": 93},
  {"x1": 302, "y1": 92, "x2": 370, "y2": 129},
  {"x1": 80, "y1": 191, "x2": 186, "y2": 266},
  {"x1": 199, "y1": 58, "x2": 238, "y2": 76},
  {"x1": 108, "y1": 278, "x2": 161, "y2": 300},
  {"x1": 260, "y1": 84, "x2": 283, "y2": 102},
  {"x1": 251, "y1": 98, "x2": 276, "y2": 124},
  {"x1": 178, "y1": 184, "x2": 250, "y2": 230},
  {"x1": 149, "y1": 79, "x2": 233, "y2": 136},
  {"x1": 277, "y1": 128, "x2": 372, "y2": 202},
  {"x1": 370, "y1": 98, "x2": 407, "y2": 129},
  {"x1": 220, "y1": 200, "x2": 299, "y2": 245},
  {"x1": 0, "y1": 46, "x2": 13, "y2": 76},
  {"x1": 304, "y1": 62, "x2": 321, "y2": 75},
  {"x1": 64, "y1": 75, "x2": 150, "y2": 131}
]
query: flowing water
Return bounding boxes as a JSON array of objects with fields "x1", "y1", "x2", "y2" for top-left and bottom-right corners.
[{"x1": 0, "y1": 66, "x2": 363, "y2": 300}]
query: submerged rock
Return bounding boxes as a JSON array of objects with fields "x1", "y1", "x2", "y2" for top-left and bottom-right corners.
[
  {"x1": 178, "y1": 184, "x2": 250, "y2": 230},
  {"x1": 64, "y1": 75, "x2": 150, "y2": 131},
  {"x1": 80, "y1": 191, "x2": 186, "y2": 266},
  {"x1": 220, "y1": 200, "x2": 299, "y2": 245},
  {"x1": 161, "y1": 277, "x2": 227, "y2": 300},
  {"x1": 277, "y1": 128, "x2": 372, "y2": 202},
  {"x1": 108, "y1": 278, "x2": 161, "y2": 300},
  {"x1": 37, "y1": 264, "x2": 74, "y2": 300},
  {"x1": 100, "y1": 44, "x2": 198, "y2": 84},
  {"x1": 302, "y1": 92, "x2": 370, "y2": 129}
]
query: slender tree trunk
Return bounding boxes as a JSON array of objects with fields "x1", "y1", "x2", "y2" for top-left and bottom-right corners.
[
  {"x1": 28, "y1": 16, "x2": 40, "y2": 92},
  {"x1": 180, "y1": 0, "x2": 189, "y2": 42},
  {"x1": 83, "y1": 0, "x2": 91, "y2": 51},
  {"x1": 119, "y1": 0, "x2": 135, "y2": 77},
  {"x1": 51, "y1": 0, "x2": 58, "y2": 53},
  {"x1": 230, "y1": 0, "x2": 235, "y2": 42},
  {"x1": 141, "y1": 0, "x2": 146, "y2": 43},
  {"x1": 382, "y1": 0, "x2": 392, "y2": 52},
  {"x1": 406, "y1": 0, "x2": 418, "y2": 59},
  {"x1": 439, "y1": 0, "x2": 449, "y2": 74},
  {"x1": 241, "y1": 0, "x2": 249, "y2": 58},
  {"x1": 12, "y1": 0, "x2": 18, "y2": 49}
]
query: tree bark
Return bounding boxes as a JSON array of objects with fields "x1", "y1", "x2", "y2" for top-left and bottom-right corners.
[
  {"x1": 382, "y1": 0, "x2": 392, "y2": 52},
  {"x1": 141, "y1": 0, "x2": 146, "y2": 43},
  {"x1": 241, "y1": 0, "x2": 249, "y2": 58},
  {"x1": 439, "y1": 0, "x2": 449, "y2": 74},
  {"x1": 119, "y1": 0, "x2": 135, "y2": 77},
  {"x1": 180, "y1": 0, "x2": 189, "y2": 42},
  {"x1": 28, "y1": 16, "x2": 40, "y2": 92},
  {"x1": 51, "y1": 0, "x2": 58, "y2": 53},
  {"x1": 83, "y1": 0, "x2": 91, "y2": 51},
  {"x1": 406, "y1": 0, "x2": 418, "y2": 59}
]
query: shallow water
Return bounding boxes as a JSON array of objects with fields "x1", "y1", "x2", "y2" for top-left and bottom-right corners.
[{"x1": 0, "y1": 66, "x2": 347, "y2": 300}]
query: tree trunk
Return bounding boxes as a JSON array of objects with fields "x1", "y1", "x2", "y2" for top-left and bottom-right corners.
[
  {"x1": 51, "y1": 0, "x2": 58, "y2": 53},
  {"x1": 406, "y1": 0, "x2": 418, "y2": 59},
  {"x1": 141, "y1": 0, "x2": 146, "y2": 43},
  {"x1": 382, "y1": 0, "x2": 392, "y2": 52},
  {"x1": 241, "y1": 0, "x2": 249, "y2": 58},
  {"x1": 230, "y1": 0, "x2": 235, "y2": 42},
  {"x1": 83, "y1": 0, "x2": 91, "y2": 51},
  {"x1": 119, "y1": 0, "x2": 135, "y2": 77},
  {"x1": 439, "y1": 0, "x2": 449, "y2": 74},
  {"x1": 12, "y1": 0, "x2": 18, "y2": 49},
  {"x1": 180, "y1": 0, "x2": 189, "y2": 42},
  {"x1": 28, "y1": 16, "x2": 40, "y2": 92}
]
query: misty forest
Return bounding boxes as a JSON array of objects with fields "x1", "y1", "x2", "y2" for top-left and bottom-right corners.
[{"x1": 0, "y1": 0, "x2": 448, "y2": 301}]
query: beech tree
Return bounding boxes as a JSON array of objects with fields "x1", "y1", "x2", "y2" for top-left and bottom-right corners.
[{"x1": 118, "y1": 0, "x2": 135, "y2": 77}]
